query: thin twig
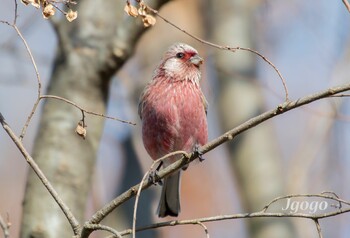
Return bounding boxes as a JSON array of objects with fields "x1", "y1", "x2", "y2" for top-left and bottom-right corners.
[
  {"x1": 146, "y1": 6, "x2": 289, "y2": 102},
  {"x1": 20, "y1": 98, "x2": 41, "y2": 140},
  {"x1": 40, "y1": 95, "x2": 136, "y2": 125},
  {"x1": 119, "y1": 191, "x2": 350, "y2": 236},
  {"x1": 131, "y1": 151, "x2": 188, "y2": 238},
  {"x1": 12, "y1": 25, "x2": 42, "y2": 138},
  {"x1": 314, "y1": 219, "x2": 323, "y2": 238},
  {"x1": 83, "y1": 223, "x2": 122, "y2": 238},
  {"x1": 1, "y1": 12, "x2": 41, "y2": 140},
  {"x1": 0, "y1": 113, "x2": 81, "y2": 236},
  {"x1": 330, "y1": 93, "x2": 350, "y2": 98},
  {"x1": 343, "y1": 0, "x2": 350, "y2": 13},
  {"x1": 196, "y1": 221, "x2": 210, "y2": 238},
  {"x1": 263, "y1": 192, "x2": 350, "y2": 212},
  {"x1": 13, "y1": 0, "x2": 18, "y2": 25},
  {"x1": 132, "y1": 170, "x2": 151, "y2": 238},
  {"x1": 0, "y1": 214, "x2": 10, "y2": 238},
  {"x1": 119, "y1": 208, "x2": 350, "y2": 236},
  {"x1": 1, "y1": 22, "x2": 43, "y2": 140}
]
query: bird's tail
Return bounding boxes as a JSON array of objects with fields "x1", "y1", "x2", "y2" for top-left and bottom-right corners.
[{"x1": 158, "y1": 171, "x2": 181, "y2": 217}]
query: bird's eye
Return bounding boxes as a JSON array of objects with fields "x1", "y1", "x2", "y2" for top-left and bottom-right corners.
[{"x1": 176, "y1": 52, "x2": 185, "y2": 59}]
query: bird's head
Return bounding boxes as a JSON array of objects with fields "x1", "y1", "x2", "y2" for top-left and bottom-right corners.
[{"x1": 156, "y1": 43, "x2": 203, "y2": 83}]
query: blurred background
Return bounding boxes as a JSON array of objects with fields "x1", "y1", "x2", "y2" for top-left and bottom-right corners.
[{"x1": 1, "y1": 0, "x2": 350, "y2": 238}]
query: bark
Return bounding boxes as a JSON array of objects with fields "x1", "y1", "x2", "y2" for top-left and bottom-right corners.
[
  {"x1": 207, "y1": 0, "x2": 295, "y2": 237},
  {"x1": 20, "y1": 1, "x2": 168, "y2": 238}
]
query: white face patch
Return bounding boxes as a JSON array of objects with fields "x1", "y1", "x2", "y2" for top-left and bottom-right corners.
[{"x1": 163, "y1": 57, "x2": 185, "y2": 77}]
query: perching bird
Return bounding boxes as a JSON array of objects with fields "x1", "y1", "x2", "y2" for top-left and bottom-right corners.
[{"x1": 138, "y1": 43, "x2": 208, "y2": 217}]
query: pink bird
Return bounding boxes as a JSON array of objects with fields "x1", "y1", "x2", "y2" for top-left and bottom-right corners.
[{"x1": 138, "y1": 43, "x2": 208, "y2": 217}]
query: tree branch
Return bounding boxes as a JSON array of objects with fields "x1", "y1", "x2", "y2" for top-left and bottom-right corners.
[
  {"x1": 118, "y1": 192, "x2": 350, "y2": 236},
  {"x1": 0, "y1": 214, "x2": 10, "y2": 238},
  {"x1": 343, "y1": 0, "x2": 350, "y2": 13},
  {"x1": 146, "y1": 5, "x2": 289, "y2": 101},
  {"x1": 83, "y1": 223, "x2": 122, "y2": 238},
  {"x1": 0, "y1": 113, "x2": 81, "y2": 236},
  {"x1": 40, "y1": 95, "x2": 136, "y2": 125}
]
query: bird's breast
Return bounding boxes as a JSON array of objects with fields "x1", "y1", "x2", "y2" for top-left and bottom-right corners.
[{"x1": 141, "y1": 80, "x2": 208, "y2": 160}]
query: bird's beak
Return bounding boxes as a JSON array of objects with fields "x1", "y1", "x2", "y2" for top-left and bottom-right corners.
[{"x1": 189, "y1": 55, "x2": 204, "y2": 67}]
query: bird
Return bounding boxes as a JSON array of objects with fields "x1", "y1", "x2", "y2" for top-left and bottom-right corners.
[{"x1": 138, "y1": 43, "x2": 208, "y2": 217}]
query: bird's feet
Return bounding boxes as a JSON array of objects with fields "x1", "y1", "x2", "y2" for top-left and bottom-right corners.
[
  {"x1": 194, "y1": 144, "x2": 205, "y2": 162},
  {"x1": 148, "y1": 161, "x2": 163, "y2": 186}
]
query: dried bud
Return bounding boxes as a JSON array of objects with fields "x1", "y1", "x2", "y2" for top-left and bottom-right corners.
[
  {"x1": 66, "y1": 9, "x2": 78, "y2": 22},
  {"x1": 42, "y1": 4, "x2": 55, "y2": 19},
  {"x1": 124, "y1": 3, "x2": 138, "y2": 17},
  {"x1": 138, "y1": 4, "x2": 147, "y2": 17},
  {"x1": 31, "y1": 0, "x2": 41, "y2": 9},
  {"x1": 142, "y1": 14, "x2": 156, "y2": 27},
  {"x1": 75, "y1": 121, "x2": 87, "y2": 139},
  {"x1": 21, "y1": 0, "x2": 31, "y2": 5}
]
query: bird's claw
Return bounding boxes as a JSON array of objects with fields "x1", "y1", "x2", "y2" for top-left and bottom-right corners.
[
  {"x1": 148, "y1": 161, "x2": 163, "y2": 185},
  {"x1": 194, "y1": 144, "x2": 205, "y2": 162},
  {"x1": 148, "y1": 170, "x2": 163, "y2": 185}
]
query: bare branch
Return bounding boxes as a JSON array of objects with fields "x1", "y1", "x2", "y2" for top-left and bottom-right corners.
[
  {"x1": 0, "y1": 214, "x2": 10, "y2": 238},
  {"x1": 13, "y1": 0, "x2": 18, "y2": 25},
  {"x1": 196, "y1": 221, "x2": 210, "y2": 238},
  {"x1": 119, "y1": 192, "x2": 350, "y2": 236},
  {"x1": 0, "y1": 113, "x2": 81, "y2": 236},
  {"x1": 83, "y1": 223, "x2": 122, "y2": 238},
  {"x1": 0, "y1": 20, "x2": 43, "y2": 140},
  {"x1": 40, "y1": 95, "x2": 136, "y2": 125},
  {"x1": 314, "y1": 219, "x2": 323, "y2": 238},
  {"x1": 132, "y1": 170, "x2": 151, "y2": 238},
  {"x1": 330, "y1": 93, "x2": 350, "y2": 98},
  {"x1": 131, "y1": 151, "x2": 188, "y2": 238},
  {"x1": 145, "y1": 5, "x2": 289, "y2": 101},
  {"x1": 263, "y1": 192, "x2": 350, "y2": 212},
  {"x1": 343, "y1": 0, "x2": 350, "y2": 13}
]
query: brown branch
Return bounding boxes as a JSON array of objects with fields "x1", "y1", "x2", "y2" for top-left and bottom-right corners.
[
  {"x1": 0, "y1": 113, "x2": 81, "y2": 236},
  {"x1": 119, "y1": 208, "x2": 350, "y2": 236},
  {"x1": 262, "y1": 192, "x2": 350, "y2": 212},
  {"x1": 330, "y1": 93, "x2": 350, "y2": 97},
  {"x1": 343, "y1": 0, "x2": 350, "y2": 13},
  {"x1": 131, "y1": 151, "x2": 188, "y2": 238},
  {"x1": 146, "y1": 6, "x2": 289, "y2": 102},
  {"x1": 119, "y1": 192, "x2": 350, "y2": 236},
  {"x1": 0, "y1": 214, "x2": 10, "y2": 238},
  {"x1": 314, "y1": 219, "x2": 323, "y2": 238},
  {"x1": 83, "y1": 224, "x2": 122, "y2": 238},
  {"x1": 40, "y1": 95, "x2": 136, "y2": 125},
  {"x1": 83, "y1": 83, "x2": 350, "y2": 234},
  {"x1": 132, "y1": 170, "x2": 150, "y2": 238},
  {"x1": 0, "y1": 20, "x2": 43, "y2": 140},
  {"x1": 196, "y1": 221, "x2": 210, "y2": 238}
]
